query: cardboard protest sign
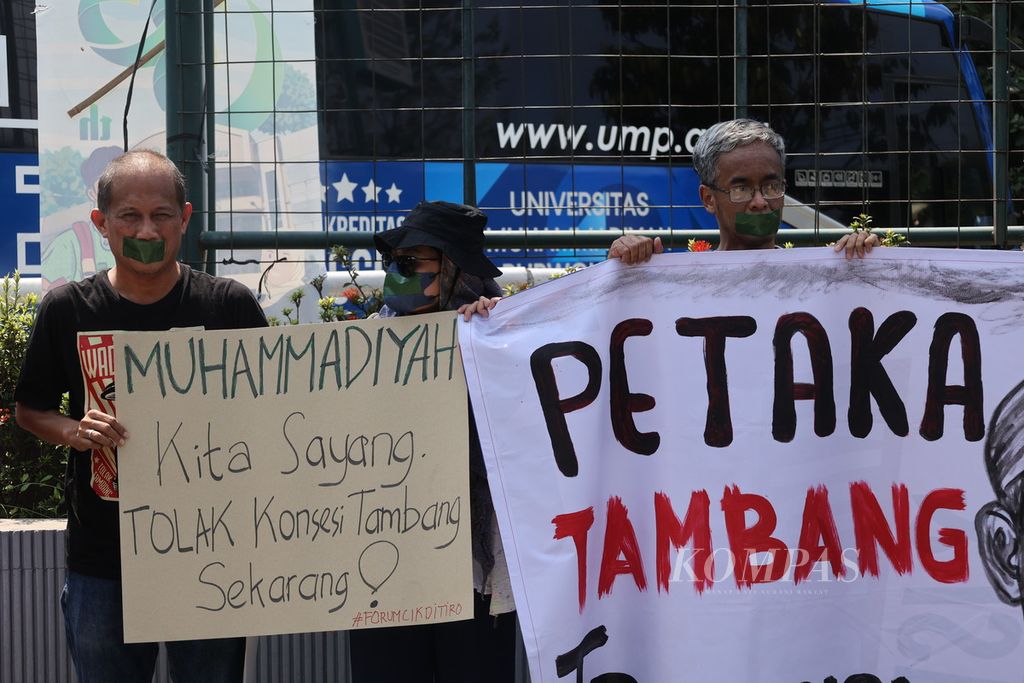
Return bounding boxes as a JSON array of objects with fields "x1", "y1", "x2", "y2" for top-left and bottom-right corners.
[
  {"x1": 116, "y1": 312, "x2": 472, "y2": 642},
  {"x1": 461, "y1": 248, "x2": 1024, "y2": 682}
]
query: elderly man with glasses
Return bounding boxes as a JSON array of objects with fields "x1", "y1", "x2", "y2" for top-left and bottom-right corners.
[{"x1": 608, "y1": 118, "x2": 879, "y2": 262}]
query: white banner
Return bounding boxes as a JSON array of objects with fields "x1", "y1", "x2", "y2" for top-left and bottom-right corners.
[{"x1": 461, "y1": 248, "x2": 1024, "y2": 683}]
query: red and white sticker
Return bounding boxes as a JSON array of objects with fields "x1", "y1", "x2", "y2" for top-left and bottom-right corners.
[{"x1": 78, "y1": 332, "x2": 118, "y2": 501}]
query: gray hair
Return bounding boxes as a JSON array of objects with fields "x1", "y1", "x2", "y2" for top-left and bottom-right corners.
[
  {"x1": 692, "y1": 118, "x2": 786, "y2": 186},
  {"x1": 96, "y1": 149, "x2": 186, "y2": 212}
]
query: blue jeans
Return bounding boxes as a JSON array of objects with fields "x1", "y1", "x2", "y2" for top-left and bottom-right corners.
[{"x1": 61, "y1": 571, "x2": 245, "y2": 683}]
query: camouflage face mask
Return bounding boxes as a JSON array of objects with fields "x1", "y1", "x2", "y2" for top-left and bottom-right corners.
[{"x1": 382, "y1": 262, "x2": 439, "y2": 314}]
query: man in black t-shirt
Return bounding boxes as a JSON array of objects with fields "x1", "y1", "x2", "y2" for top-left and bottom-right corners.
[{"x1": 15, "y1": 150, "x2": 267, "y2": 682}]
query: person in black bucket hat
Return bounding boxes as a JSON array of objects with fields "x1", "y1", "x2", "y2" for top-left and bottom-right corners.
[
  {"x1": 351, "y1": 201, "x2": 516, "y2": 682},
  {"x1": 373, "y1": 200, "x2": 503, "y2": 319}
]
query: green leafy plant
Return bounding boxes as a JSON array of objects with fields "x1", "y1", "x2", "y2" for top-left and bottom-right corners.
[
  {"x1": 878, "y1": 230, "x2": 908, "y2": 248},
  {"x1": 849, "y1": 212, "x2": 908, "y2": 248},
  {"x1": 0, "y1": 273, "x2": 67, "y2": 518},
  {"x1": 546, "y1": 265, "x2": 585, "y2": 280},
  {"x1": 849, "y1": 212, "x2": 873, "y2": 234},
  {"x1": 280, "y1": 246, "x2": 385, "y2": 324},
  {"x1": 501, "y1": 281, "x2": 530, "y2": 297},
  {"x1": 312, "y1": 246, "x2": 383, "y2": 322}
]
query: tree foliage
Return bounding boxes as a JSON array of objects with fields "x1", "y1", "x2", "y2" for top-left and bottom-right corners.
[
  {"x1": 0, "y1": 274, "x2": 67, "y2": 518},
  {"x1": 257, "y1": 63, "x2": 317, "y2": 136}
]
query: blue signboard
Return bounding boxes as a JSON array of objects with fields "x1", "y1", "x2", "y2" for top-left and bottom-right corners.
[
  {"x1": 476, "y1": 161, "x2": 716, "y2": 266},
  {"x1": 322, "y1": 159, "x2": 718, "y2": 268},
  {"x1": 321, "y1": 160, "x2": 463, "y2": 268},
  {"x1": 0, "y1": 153, "x2": 40, "y2": 276}
]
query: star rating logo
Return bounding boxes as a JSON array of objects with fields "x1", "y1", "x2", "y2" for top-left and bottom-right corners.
[
  {"x1": 385, "y1": 182, "x2": 402, "y2": 204},
  {"x1": 332, "y1": 173, "x2": 357, "y2": 203},
  {"x1": 362, "y1": 179, "x2": 381, "y2": 203},
  {"x1": 326, "y1": 173, "x2": 404, "y2": 205}
]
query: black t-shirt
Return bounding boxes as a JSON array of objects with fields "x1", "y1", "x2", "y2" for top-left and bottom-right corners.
[{"x1": 15, "y1": 266, "x2": 268, "y2": 579}]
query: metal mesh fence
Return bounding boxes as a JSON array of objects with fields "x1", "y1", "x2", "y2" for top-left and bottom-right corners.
[{"x1": 163, "y1": 0, "x2": 1023, "y2": 278}]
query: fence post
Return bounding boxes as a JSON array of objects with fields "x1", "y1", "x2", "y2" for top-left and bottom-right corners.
[
  {"x1": 165, "y1": 0, "x2": 210, "y2": 271},
  {"x1": 462, "y1": 0, "x2": 477, "y2": 205},
  {"x1": 735, "y1": 0, "x2": 748, "y2": 119},
  {"x1": 993, "y1": 0, "x2": 1010, "y2": 247},
  {"x1": 204, "y1": 0, "x2": 218, "y2": 274}
]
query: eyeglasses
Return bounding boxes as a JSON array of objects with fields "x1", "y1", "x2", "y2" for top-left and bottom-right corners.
[
  {"x1": 707, "y1": 180, "x2": 787, "y2": 204},
  {"x1": 386, "y1": 254, "x2": 441, "y2": 277}
]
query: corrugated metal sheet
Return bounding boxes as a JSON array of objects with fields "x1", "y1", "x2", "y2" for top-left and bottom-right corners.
[
  {"x1": 1, "y1": 523, "x2": 531, "y2": 683},
  {"x1": 0, "y1": 522, "x2": 169, "y2": 683},
  {"x1": 1, "y1": 522, "x2": 72, "y2": 683},
  {"x1": 254, "y1": 631, "x2": 349, "y2": 683}
]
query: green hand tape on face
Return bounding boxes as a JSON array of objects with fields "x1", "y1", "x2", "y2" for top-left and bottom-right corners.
[
  {"x1": 735, "y1": 209, "x2": 782, "y2": 237},
  {"x1": 122, "y1": 237, "x2": 165, "y2": 264},
  {"x1": 383, "y1": 264, "x2": 438, "y2": 314},
  {"x1": 383, "y1": 267, "x2": 435, "y2": 297}
]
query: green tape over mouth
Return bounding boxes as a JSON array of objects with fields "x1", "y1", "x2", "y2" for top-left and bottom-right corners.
[
  {"x1": 383, "y1": 270, "x2": 435, "y2": 297},
  {"x1": 735, "y1": 209, "x2": 782, "y2": 237},
  {"x1": 122, "y1": 238, "x2": 165, "y2": 264}
]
